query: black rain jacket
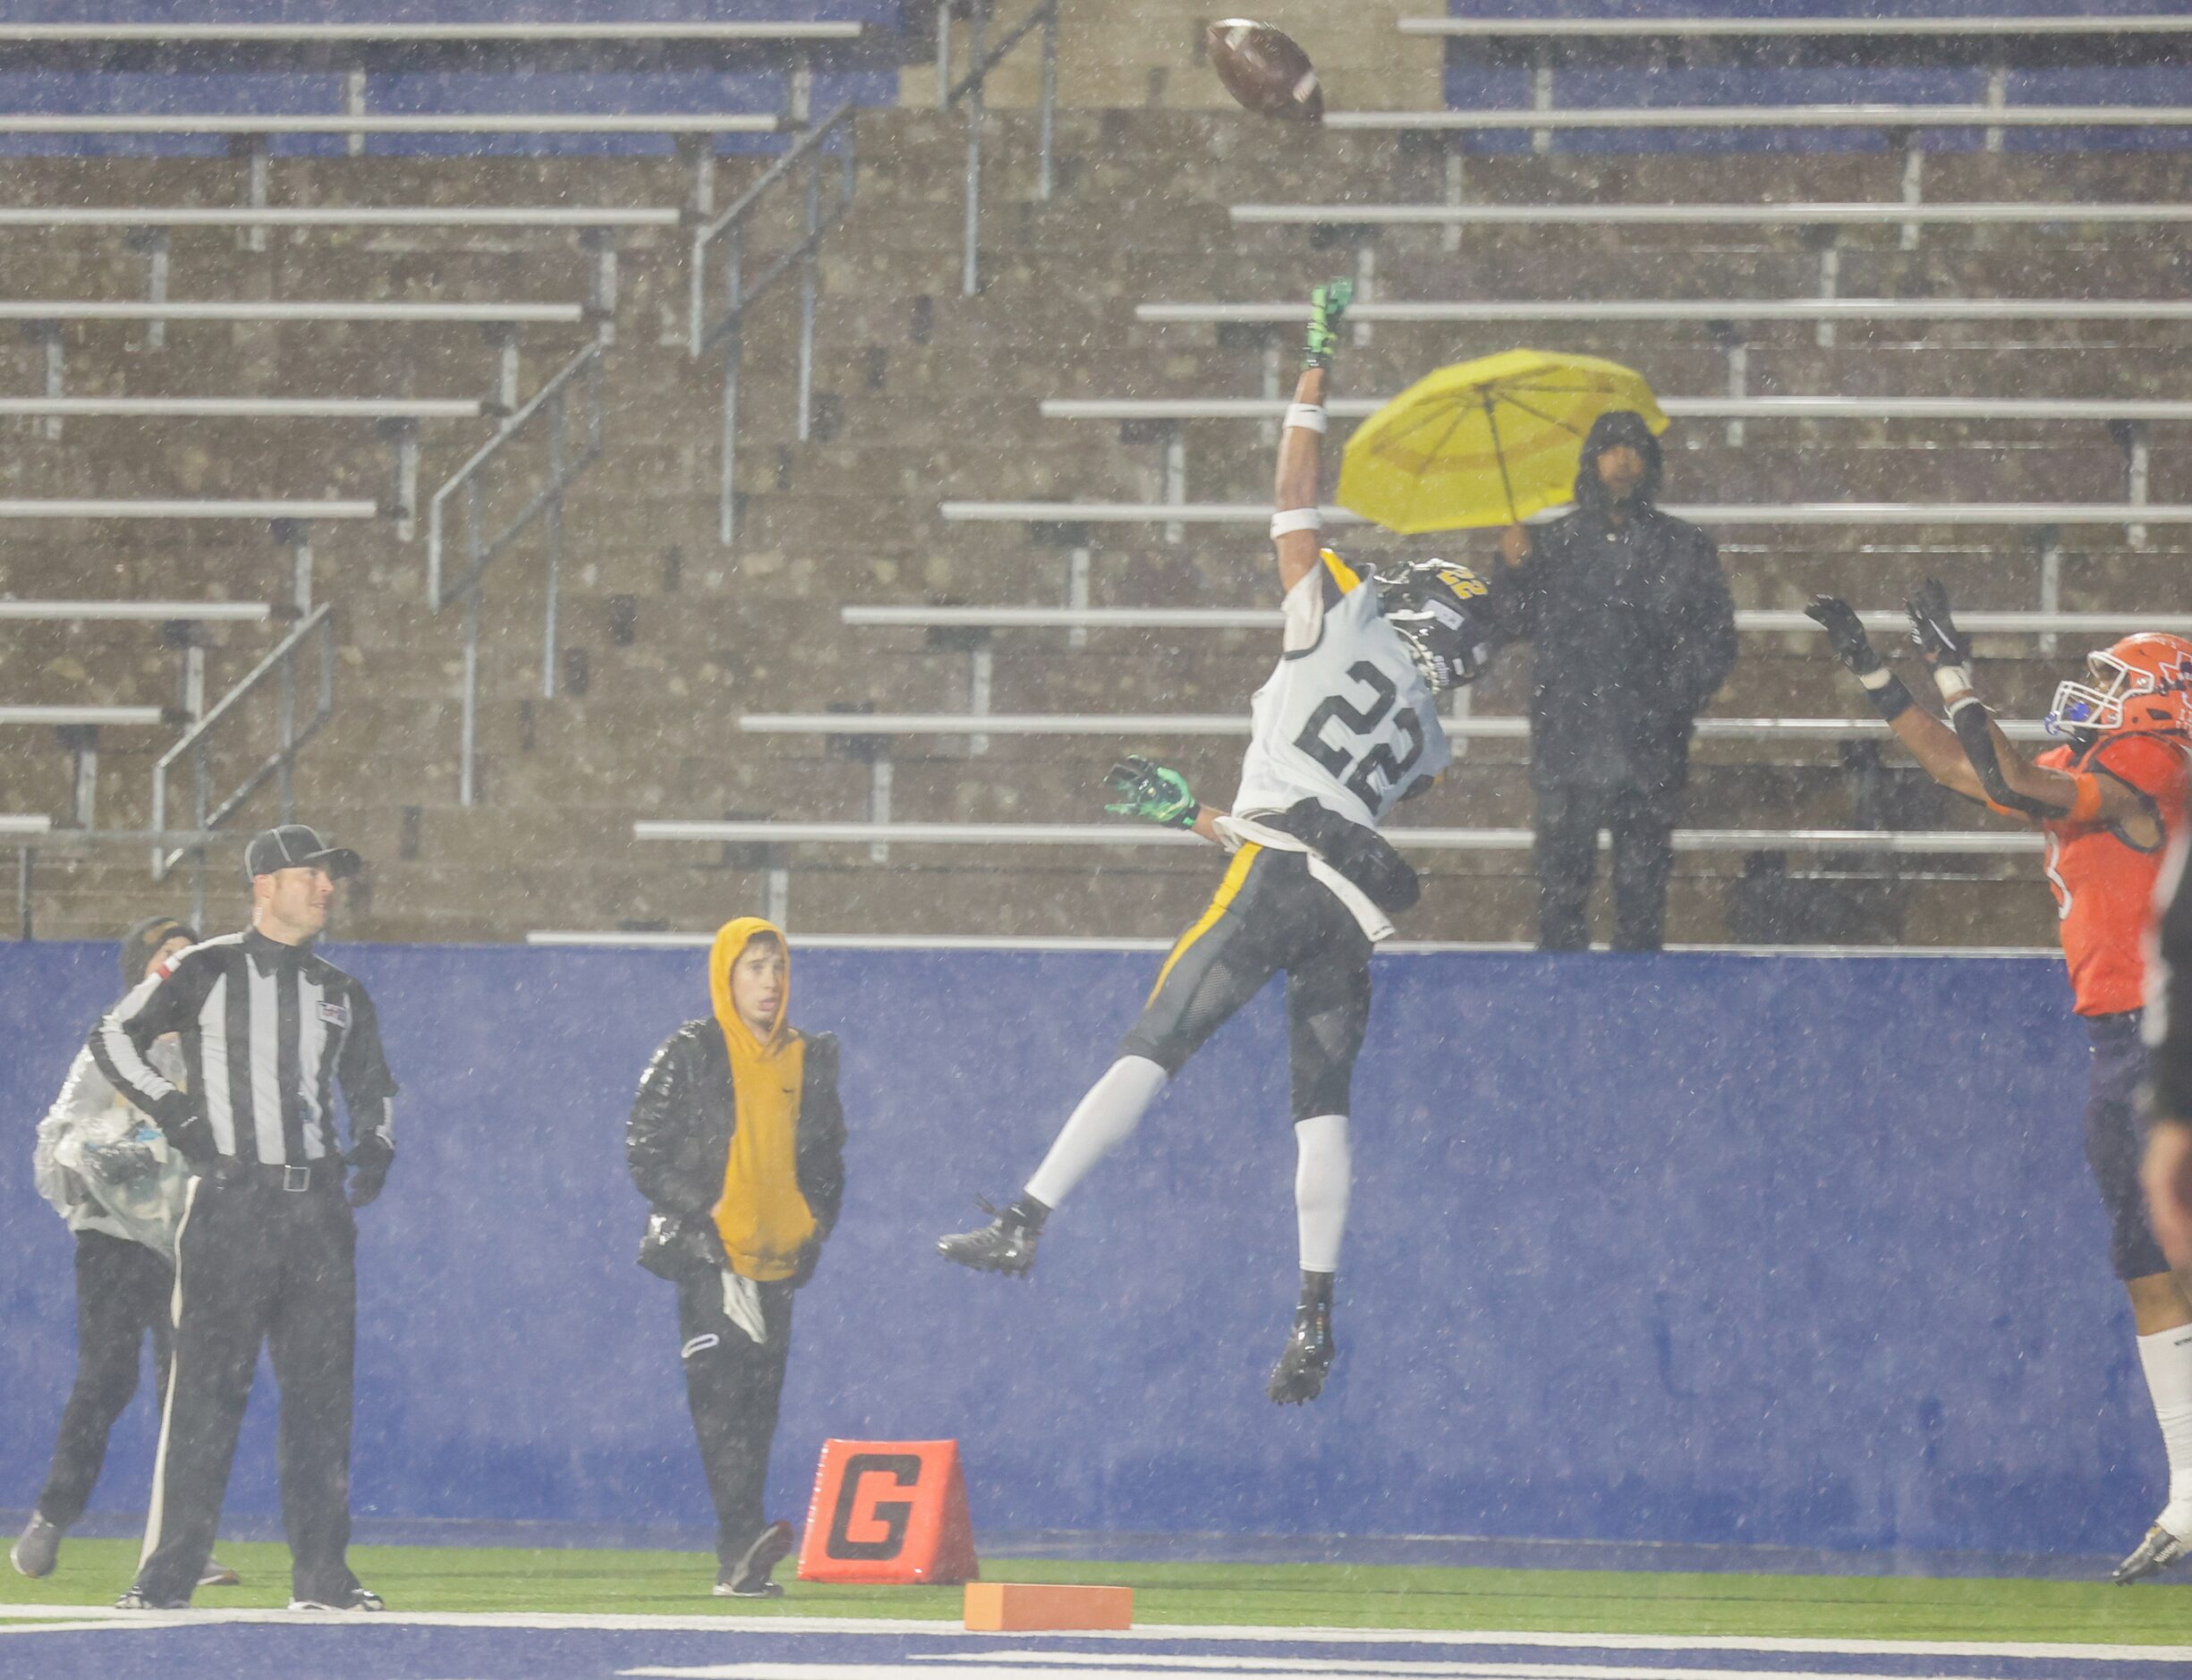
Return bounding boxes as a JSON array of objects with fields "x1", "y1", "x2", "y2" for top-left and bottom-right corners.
[
  {"x1": 625, "y1": 1023, "x2": 846, "y2": 1288},
  {"x1": 1491, "y1": 412, "x2": 1737, "y2": 794}
]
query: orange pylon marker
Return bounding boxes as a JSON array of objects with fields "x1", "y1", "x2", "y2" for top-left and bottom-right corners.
[{"x1": 796, "y1": 1439, "x2": 979, "y2": 1585}]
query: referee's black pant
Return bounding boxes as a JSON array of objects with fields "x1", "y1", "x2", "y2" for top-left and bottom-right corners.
[
  {"x1": 133, "y1": 1168, "x2": 359, "y2": 1607},
  {"x1": 35, "y1": 1231, "x2": 173, "y2": 1531}
]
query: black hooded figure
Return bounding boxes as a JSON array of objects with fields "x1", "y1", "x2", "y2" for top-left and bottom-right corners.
[{"x1": 1491, "y1": 410, "x2": 1737, "y2": 950}]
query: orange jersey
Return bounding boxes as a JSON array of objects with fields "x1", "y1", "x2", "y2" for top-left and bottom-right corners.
[{"x1": 2035, "y1": 732, "x2": 2192, "y2": 1015}]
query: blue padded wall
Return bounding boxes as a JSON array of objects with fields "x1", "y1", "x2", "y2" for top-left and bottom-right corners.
[{"x1": 0, "y1": 938, "x2": 2160, "y2": 1556}]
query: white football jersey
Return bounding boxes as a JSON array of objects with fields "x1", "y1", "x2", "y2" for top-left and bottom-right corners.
[{"x1": 1231, "y1": 552, "x2": 1449, "y2": 831}]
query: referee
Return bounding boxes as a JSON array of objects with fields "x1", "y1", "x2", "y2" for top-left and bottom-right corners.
[{"x1": 89, "y1": 824, "x2": 396, "y2": 1612}]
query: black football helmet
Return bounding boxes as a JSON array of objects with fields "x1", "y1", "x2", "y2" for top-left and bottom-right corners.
[{"x1": 1380, "y1": 561, "x2": 1496, "y2": 693}]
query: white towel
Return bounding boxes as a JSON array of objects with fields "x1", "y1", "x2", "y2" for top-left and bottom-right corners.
[{"x1": 720, "y1": 1268, "x2": 768, "y2": 1346}]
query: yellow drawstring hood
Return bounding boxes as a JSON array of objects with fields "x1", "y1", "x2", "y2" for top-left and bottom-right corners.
[{"x1": 707, "y1": 917, "x2": 814, "y2": 1280}]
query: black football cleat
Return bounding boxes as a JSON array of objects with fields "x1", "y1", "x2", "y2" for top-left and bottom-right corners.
[
  {"x1": 937, "y1": 1199, "x2": 1040, "y2": 1277},
  {"x1": 1268, "y1": 1300, "x2": 1337, "y2": 1404},
  {"x1": 2113, "y1": 1522, "x2": 2189, "y2": 1584}
]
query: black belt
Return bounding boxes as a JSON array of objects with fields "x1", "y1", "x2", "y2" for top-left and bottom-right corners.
[{"x1": 218, "y1": 1160, "x2": 340, "y2": 1192}]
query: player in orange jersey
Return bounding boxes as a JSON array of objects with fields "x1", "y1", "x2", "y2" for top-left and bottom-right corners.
[{"x1": 1809, "y1": 583, "x2": 2192, "y2": 1583}]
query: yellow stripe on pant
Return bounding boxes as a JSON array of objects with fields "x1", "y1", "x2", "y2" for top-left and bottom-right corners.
[{"x1": 1148, "y1": 843, "x2": 1262, "y2": 1003}]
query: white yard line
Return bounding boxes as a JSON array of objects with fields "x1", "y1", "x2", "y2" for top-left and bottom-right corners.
[
  {"x1": 0, "y1": 1605, "x2": 2183, "y2": 1664},
  {"x1": 910, "y1": 1657, "x2": 1971, "y2": 1678}
]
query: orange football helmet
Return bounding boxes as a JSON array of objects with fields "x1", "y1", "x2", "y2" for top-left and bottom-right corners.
[{"x1": 2045, "y1": 632, "x2": 2192, "y2": 740}]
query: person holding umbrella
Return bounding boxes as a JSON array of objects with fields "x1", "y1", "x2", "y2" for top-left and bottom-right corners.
[
  {"x1": 1490, "y1": 412, "x2": 1735, "y2": 949},
  {"x1": 1336, "y1": 355, "x2": 1736, "y2": 950}
]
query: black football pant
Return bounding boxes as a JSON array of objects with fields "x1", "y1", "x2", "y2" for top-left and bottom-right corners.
[
  {"x1": 1534, "y1": 783, "x2": 1679, "y2": 952},
  {"x1": 1121, "y1": 843, "x2": 1373, "y2": 1120},
  {"x1": 134, "y1": 1171, "x2": 359, "y2": 1607},
  {"x1": 35, "y1": 1231, "x2": 174, "y2": 1531},
  {"x1": 676, "y1": 1272, "x2": 796, "y2": 1572}
]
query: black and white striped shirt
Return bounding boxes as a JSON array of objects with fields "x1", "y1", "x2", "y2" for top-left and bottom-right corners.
[{"x1": 90, "y1": 929, "x2": 396, "y2": 1167}]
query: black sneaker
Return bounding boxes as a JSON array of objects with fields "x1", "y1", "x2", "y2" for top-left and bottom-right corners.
[
  {"x1": 11, "y1": 1511, "x2": 62, "y2": 1578},
  {"x1": 937, "y1": 1200, "x2": 1040, "y2": 1277},
  {"x1": 115, "y1": 1587, "x2": 190, "y2": 1610},
  {"x1": 288, "y1": 1586, "x2": 385, "y2": 1611},
  {"x1": 714, "y1": 1519, "x2": 794, "y2": 1599},
  {"x1": 1267, "y1": 1299, "x2": 1337, "y2": 1404}
]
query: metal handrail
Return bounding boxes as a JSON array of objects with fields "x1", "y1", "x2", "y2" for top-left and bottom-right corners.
[
  {"x1": 688, "y1": 100, "x2": 859, "y2": 546},
  {"x1": 840, "y1": 606, "x2": 2192, "y2": 636},
  {"x1": 730, "y1": 712, "x2": 2057, "y2": 742},
  {"x1": 635, "y1": 819, "x2": 2046, "y2": 855},
  {"x1": 1327, "y1": 106, "x2": 2192, "y2": 131},
  {"x1": 149, "y1": 605, "x2": 336, "y2": 915},
  {"x1": 425, "y1": 336, "x2": 607, "y2": 807},
  {"x1": 939, "y1": 499, "x2": 2192, "y2": 528},
  {"x1": 936, "y1": 0, "x2": 1059, "y2": 295}
]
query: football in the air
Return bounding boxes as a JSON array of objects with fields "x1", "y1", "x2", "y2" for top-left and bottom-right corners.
[{"x1": 1207, "y1": 19, "x2": 1324, "y2": 124}]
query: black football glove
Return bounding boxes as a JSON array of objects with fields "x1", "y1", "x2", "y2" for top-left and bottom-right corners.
[
  {"x1": 1302, "y1": 278, "x2": 1352, "y2": 370},
  {"x1": 1103, "y1": 755, "x2": 1199, "y2": 828},
  {"x1": 1804, "y1": 596, "x2": 1881, "y2": 677},
  {"x1": 1906, "y1": 578, "x2": 1971, "y2": 673},
  {"x1": 346, "y1": 1133, "x2": 394, "y2": 1209}
]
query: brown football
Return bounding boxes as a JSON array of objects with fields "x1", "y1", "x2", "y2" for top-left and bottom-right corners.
[{"x1": 1208, "y1": 19, "x2": 1324, "y2": 123}]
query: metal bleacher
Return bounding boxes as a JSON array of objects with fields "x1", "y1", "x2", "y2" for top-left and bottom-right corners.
[
  {"x1": 616, "y1": 12, "x2": 2192, "y2": 946},
  {"x1": 0, "y1": 7, "x2": 913, "y2": 930}
]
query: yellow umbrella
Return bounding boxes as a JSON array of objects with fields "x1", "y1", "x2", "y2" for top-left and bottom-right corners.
[{"x1": 1336, "y1": 348, "x2": 1668, "y2": 535}]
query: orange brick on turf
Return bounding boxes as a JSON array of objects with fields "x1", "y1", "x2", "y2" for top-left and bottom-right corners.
[{"x1": 963, "y1": 1582, "x2": 1134, "y2": 1632}]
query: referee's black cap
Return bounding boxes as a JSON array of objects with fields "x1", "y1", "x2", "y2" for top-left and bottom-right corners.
[{"x1": 244, "y1": 824, "x2": 361, "y2": 885}]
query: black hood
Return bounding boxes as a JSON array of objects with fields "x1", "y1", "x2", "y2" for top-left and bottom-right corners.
[
  {"x1": 120, "y1": 914, "x2": 197, "y2": 990},
  {"x1": 1573, "y1": 409, "x2": 1664, "y2": 511}
]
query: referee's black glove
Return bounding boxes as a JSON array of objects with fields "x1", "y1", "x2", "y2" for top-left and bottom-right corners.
[
  {"x1": 346, "y1": 1133, "x2": 394, "y2": 1209},
  {"x1": 152, "y1": 1090, "x2": 217, "y2": 1165}
]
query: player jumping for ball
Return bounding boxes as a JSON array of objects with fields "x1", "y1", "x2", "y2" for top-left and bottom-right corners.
[
  {"x1": 1809, "y1": 585, "x2": 2192, "y2": 1582},
  {"x1": 937, "y1": 280, "x2": 1498, "y2": 1404}
]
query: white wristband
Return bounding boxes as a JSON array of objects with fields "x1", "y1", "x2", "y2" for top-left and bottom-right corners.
[
  {"x1": 1856, "y1": 666, "x2": 1893, "y2": 692},
  {"x1": 1283, "y1": 403, "x2": 1328, "y2": 435},
  {"x1": 1933, "y1": 664, "x2": 1975, "y2": 704},
  {"x1": 1270, "y1": 507, "x2": 1323, "y2": 539}
]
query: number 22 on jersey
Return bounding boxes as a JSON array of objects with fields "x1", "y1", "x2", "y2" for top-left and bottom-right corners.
[{"x1": 1294, "y1": 660, "x2": 1431, "y2": 812}]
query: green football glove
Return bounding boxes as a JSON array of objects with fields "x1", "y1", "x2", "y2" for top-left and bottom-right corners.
[
  {"x1": 1104, "y1": 756, "x2": 1198, "y2": 829},
  {"x1": 1302, "y1": 278, "x2": 1353, "y2": 370}
]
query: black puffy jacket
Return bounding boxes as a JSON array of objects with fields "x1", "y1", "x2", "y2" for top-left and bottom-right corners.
[
  {"x1": 1491, "y1": 412, "x2": 1737, "y2": 794},
  {"x1": 625, "y1": 1023, "x2": 846, "y2": 1287}
]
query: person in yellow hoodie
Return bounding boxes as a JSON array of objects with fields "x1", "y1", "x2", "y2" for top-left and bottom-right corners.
[{"x1": 626, "y1": 920, "x2": 846, "y2": 1598}]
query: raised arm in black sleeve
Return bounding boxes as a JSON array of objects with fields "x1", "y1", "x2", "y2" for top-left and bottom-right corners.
[
  {"x1": 1485, "y1": 541, "x2": 1547, "y2": 648},
  {"x1": 2149, "y1": 827, "x2": 2192, "y2": 1123},
  {"x1": 336, "y1": 979, "x2": 398, "y2": 1205},
  {"x1": 89, "y1": 951, "x2": 214, "y2": 1160}
]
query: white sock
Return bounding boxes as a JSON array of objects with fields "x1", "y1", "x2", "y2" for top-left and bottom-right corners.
[
  {"x1": 2137, "y1": 1324, "x2": 2192, "y2": 1533},
  {"x1": 1293, "y1": 1113, "x2": 1352, "y2": 1275},
  {"x1": 1024, "y1": 1056, "x2": 1168, "y2": 1211}
]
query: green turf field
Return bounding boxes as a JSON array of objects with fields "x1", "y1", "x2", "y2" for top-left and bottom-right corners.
[{"x1": 4, "y1": 1540, "x2": 2188, "y2": 1642}]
